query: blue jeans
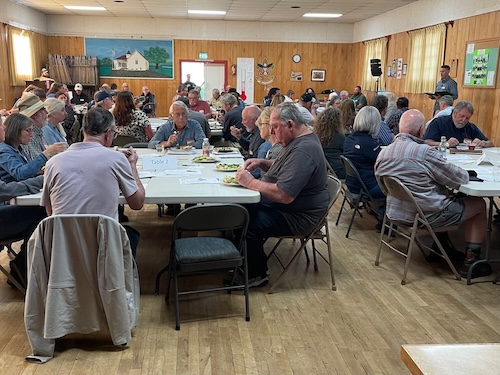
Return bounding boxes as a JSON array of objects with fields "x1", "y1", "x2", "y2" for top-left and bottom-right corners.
[{"x1": 244, "y1": 204, "x2": 298, "y2": 278}]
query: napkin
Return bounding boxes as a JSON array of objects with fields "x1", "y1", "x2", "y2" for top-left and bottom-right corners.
[
  {"x1": 476, "y1": 153, "x2": 494, "y2": 166},
  {"x1": 180, "y1": 177, "x2": 220, "y2": 184}
]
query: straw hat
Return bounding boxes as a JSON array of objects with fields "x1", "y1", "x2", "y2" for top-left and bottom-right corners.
[{"x1": 18, "y1": 93, "x2": 45, "y2": 118}]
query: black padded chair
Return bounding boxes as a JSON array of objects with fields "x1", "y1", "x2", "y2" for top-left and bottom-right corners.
[
  {"x1": 156, "y1": 204, "x2": 250, "y2": 330},
  {"x1": 112, "y1": 135, "x2": 140, "y2": 147},
  {"x1": 142, "y1": 102, "x2": 157, "y2": 117},
  {"x1": 375, "y1": 176, "x2": 461, "y2": 285},
  {"x1": 266, "y1": 175, "x2": 343, "y2": 293},
  {"x1": 335, "y1": 155, "x2": 385, "y2": 238}
]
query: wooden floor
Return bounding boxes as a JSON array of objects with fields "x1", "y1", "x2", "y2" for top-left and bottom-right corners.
[{"x1": 1, "y1": 201, "x2": 500, "y2": 375}]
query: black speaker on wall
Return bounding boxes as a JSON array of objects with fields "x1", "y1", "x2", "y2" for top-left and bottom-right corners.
[{"x1": 370, "y1": 58, "x2": 383, "y2": 77}]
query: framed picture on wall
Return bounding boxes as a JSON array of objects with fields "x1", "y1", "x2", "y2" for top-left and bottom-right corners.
[{"x1": 311, "y1": 69, "x2": 325, "y2": 82}]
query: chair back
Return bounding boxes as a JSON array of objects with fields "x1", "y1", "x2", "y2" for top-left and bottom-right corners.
[
  {"x1": 173, "y1": 204, "x2": 250, "y2": 248},
  {"x1": 113, "y1": 135, "x2": 140, "y2": 147},
  {"x1": 378, "y1": 176, "x2": 426, "y2": 219},
  {"x1": 327, "y1": 175, "x2": 342, "y2": 211},
  {"x1": 142, "y1": 102, "x2": 157, "y2": 117},
  {"x1": 123, "y1": 142, "x2": 149, "y2": 148},
  {"x1": 340, "y1": 155, "x2": 373, "y2": 198}
]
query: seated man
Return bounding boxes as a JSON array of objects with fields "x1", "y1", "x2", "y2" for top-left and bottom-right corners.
[
  {"x1": 148, "y1": 101, "x2": 206, "y2": 149},
  {"x1": 425, "y1": 95, "x2": 454, "y2": 129},
  {"x1": 386, "y1": 97, "x2": 409, "y2": 134},
  {"x1": 218, "y1": 93, "x2": 243, "y2": 146},
  {"x1": 188, "y1": 89, "x2": 211, "y2": 119},
  {"x1": 177, "y1": 96, "x2": 211, "y2": 139},
  {"x1": 208, "y1": 88, "x2": 222, "y2": 108},
  {"x1": 71, "y1": 83, "x2": 90, "y2": 105},
  {"x1": 232, "y1": 103, "x2": 329, "y2": 286},
  {"x1": 41, "y1": 107, "x2": 145, "y2": 256},
  {"x1": 294, "y1": 93, "x2": 316, "y2": 126},
  {"x1": 375, "y1": 109, "x2": 491, "y2": 278},
  {"x1": 230, "y1": 105, "x2": 265, "y2": 158},
  {"x1": 424, "y1": 101, "x2": 493, "y2": 148},
  {"x1": 371, "y1": 94, "x2": 394, "y2": 145},
  {"x1": 140, "y1": 86, "x2": 155, "y2": 116}
]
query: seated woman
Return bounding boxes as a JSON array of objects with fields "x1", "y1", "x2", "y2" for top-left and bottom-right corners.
[
  {"x1": 341, "y1": 99, "x2": 356, "y2": 135},
  {"x1": 257, "y1": 107, "x2": 282, "y2": 160},
  {"x1": 0, "y1": 114, "x2": 62, "y2": 183},
  {"x1": 55, "y1": 90, "x2": 77, "y2": 143},
  {"x1": 343, "y1": 106, "x2": 385, "y2": 230},
  {"x1": 314, "y1": 107, "x2": 346, "y2": 179},
  {"x1": 42, "y1": 98, "x2": 67, "y2": 145},
  {"x1": 113, "y1": 91, "x2": 154, "y2": 143}
]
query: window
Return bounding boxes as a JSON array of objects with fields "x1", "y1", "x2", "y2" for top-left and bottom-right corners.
[
  {"x1": 405, "y1": 24, "x2": 446, "y2": 94},
  {"x1": 8, "y1": 27, "x2": 36, "y2": 86},
  {"x1": 361, "y1": 37, "x2": 388, "y2": 92}
]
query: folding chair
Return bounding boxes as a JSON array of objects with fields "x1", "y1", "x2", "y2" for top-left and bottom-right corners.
[
  {"x1": 336, "y1": 155, "x2": 385, "y2": 238},
  {"x1": 375, "y1": 176, "x2": 461, "y2": 285},
  {"x1": 156, "y1": 204, "x2": 250, "y2": 330},
  {"x1": 142, "y1": 102, "x2": 157, "y2": 117},
  {"x1": 0, "y1": 236, "x2": 25, "y2": 293},
  {"x1": 113, "y1": 135, "x2": 140, "y2": 147},
  {"x1": 266, "y1": 175, "x2": 342, "y2": 293}
]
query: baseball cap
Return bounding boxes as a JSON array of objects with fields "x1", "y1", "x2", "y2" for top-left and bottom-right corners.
[
  {"x1": 300, "y1": 93, "x2": 313, "y2": 103},
  {"x1": 95, "y1": 90, "x2": 113, "y2": 102},
  {"x1": 41, "y1": 68, "x2": 48, "y2": 73},
  {"x1": 75, "y1": 83, "x2": 83, "y2": 90}
]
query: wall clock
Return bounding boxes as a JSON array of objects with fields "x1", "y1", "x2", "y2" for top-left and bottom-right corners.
[{"x1": 292, "y1": 54, "x2": 301, "y2": 63}]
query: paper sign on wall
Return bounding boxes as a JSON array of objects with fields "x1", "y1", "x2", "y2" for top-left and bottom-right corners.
[{"x1": 142, "y1": 155, "x2": 177, "y2": 170}]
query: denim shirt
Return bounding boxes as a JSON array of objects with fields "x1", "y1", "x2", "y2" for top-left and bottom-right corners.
[
  {"x1": 148, "y1": 119, "x2": 206, "y2": 149},
  {"x1": 0, "y1": 142, "x2": 47, "y2": 183},
  {"x1": 42, "y1": 122, "x2": 66, "y2": 145}
]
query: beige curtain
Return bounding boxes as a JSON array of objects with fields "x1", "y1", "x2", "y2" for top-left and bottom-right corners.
[
  {"x1": 361, "y1": 37, "x2": 388, "y2": 92},
  {"x1": 405, "y1": 24, "x2": 446, "y2": 94},
  {"x1": 7, "y1": 26, "x2": 37, "y2": 86}
]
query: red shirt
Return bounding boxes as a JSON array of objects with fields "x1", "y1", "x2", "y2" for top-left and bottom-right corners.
[{"x1": 190, "y1": 100, "x2": 211, "y2": 115}]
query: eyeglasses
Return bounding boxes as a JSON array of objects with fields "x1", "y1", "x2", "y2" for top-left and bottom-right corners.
[
  {"x1": 23, "y1": 127, "x2": 33, "y2": 134},
  {"x1": 109, "y1": 128, "x2": 118, "y2": 139}
]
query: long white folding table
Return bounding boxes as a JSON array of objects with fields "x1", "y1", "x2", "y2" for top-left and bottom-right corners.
[
  {"x1": 16, "y1": 148, "x2": 260, "y2": 206},
  {"x1": 447, "y1": 147, "x2": 500, "y2": 284}
]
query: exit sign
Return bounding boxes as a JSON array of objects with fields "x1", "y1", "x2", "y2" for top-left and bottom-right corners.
[{"x1": 199, "y1": 52, "x2": 208, "y2": 59}]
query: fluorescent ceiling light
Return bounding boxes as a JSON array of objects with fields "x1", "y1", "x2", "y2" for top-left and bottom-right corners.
[
  {"x1": 303, "y1": 13, "x2": 342, "y2": 18},
  {"x1": 64, "y1": 6, "x2": 106, "y2": 11},
  {"x1": 188, "y1": 10, "x2": 226, "y2": 15}
]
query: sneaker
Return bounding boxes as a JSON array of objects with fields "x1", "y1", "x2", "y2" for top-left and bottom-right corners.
[
  {"x1": 459, "y1": 248, "x2": 492, "y2": 278},
  {"x1": 223, "y1": 269, "x2": 269, "y2": 288}
]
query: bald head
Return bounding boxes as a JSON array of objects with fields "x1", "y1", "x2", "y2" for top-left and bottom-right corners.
[
  {"x1": 242, "y1": 105, "x2": 261, "y2": 131},
  {"x1": 399, "y1": 109, "x2": 426, "y2": 137}
]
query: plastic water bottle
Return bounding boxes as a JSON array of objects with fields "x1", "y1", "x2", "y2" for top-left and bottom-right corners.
[
  {"x1": 438, "y1": 136, "x2": 447, "y2": 159},
  {"x1": 202, "y1": 138, "x2": 210, "y2": 157}
]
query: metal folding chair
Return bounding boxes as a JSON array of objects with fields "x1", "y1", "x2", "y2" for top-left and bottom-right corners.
[
  {"x1": 336, "y1": 155, "x2": 385, "y2": 238},
  {"x1": 375, "y1": 176, "x2": 461, "y2": 285},
  {"x1": 266, "y1": 175, "x2": 342, "y2": 293},
  {"x1": 156, "y1": 204, "x2": 250, "y2": 330},
  {"x1": 0, "y1": 236, "x2": 25, "y2": 293}
]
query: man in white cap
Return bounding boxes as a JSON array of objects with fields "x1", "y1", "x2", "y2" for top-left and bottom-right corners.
[
  {"x1": 17, "y1": 93, "x2": 66, "y2": 160},
  {"x1": 71, "y1": 83, "x2": 89, "y2": 105}
]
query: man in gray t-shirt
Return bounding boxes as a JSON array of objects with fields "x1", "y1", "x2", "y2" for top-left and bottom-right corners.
[{"x1": 233, "y1": 103, "x2": 329, "y2": 286}]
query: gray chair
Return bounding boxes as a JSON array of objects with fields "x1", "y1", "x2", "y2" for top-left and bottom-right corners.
[
  {"x1": 375, "y1": 176, "x2": 461, "y2": 285},
  {"x1": 142, "y1": 102, "x2": 157, "y2": 117},
  {"x1": 266, "y1": 175, "x2": 342, "y2": 293},
  {"x1": 156, "y1": 204, "x2": 250, "y2": 330},
  {"x1": 113, "y1": 135, "x2": 140, "y2": 147},
  {"x1": 0, "y1": 236, "x2": 25, "y2": 293},
  {"x1": 336, "y1": 155, "x2": 385, "y2": 238}
]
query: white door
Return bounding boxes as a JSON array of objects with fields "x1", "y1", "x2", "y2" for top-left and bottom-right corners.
[{"x1": 203, "y1": 64, "x2": 225, "y2": 100}]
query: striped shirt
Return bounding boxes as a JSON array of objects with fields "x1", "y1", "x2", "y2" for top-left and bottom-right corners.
[{"x1": 375, "y1": 133, "x2": 468, "y2": 223}]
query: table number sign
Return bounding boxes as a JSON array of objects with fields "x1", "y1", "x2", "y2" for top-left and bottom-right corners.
[{"x1": 142, "y1": 155, "x2": 177, "y2": 170}]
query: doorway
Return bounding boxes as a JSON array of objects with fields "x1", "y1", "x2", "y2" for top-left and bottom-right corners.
[{"x1": 180, "y1": 60, "x2": 227, "y2": 100}]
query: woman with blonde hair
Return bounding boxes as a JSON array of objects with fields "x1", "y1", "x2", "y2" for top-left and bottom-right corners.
[
  {"x1": 257, "y1": 107, "x2": 282, "y2": 160},
  {"x1": 270, "y1": 94, "x2": 286, "y2": 107},
  {"x1": 383, "y1": 91, "x2": 397, "y2": 121},
  {"x1": 113, "y1": 91, "x2": 154, "y2": 142},
  {"x1": 314, "y1": 107, "x2": 345, "y2": 179}
]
